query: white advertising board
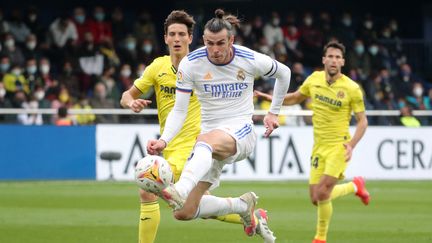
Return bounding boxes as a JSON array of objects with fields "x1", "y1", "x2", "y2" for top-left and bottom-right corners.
[{"x1": 96, "y1": 125, "x2": 432, "y2": 181}]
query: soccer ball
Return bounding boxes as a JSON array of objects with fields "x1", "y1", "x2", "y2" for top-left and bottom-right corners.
[{"x1": 134, "y1": 155, "x2": 173, "y2": 193}]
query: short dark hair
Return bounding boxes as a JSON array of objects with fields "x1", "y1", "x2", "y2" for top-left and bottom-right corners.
[
  {"x1": 204, "y1": 9, "x2": 240, "y2": 37},
  {"x1": 164, "y1": 10, "x2": 195, "y2": 36},
  {"x1": 323, "y1": 41, "x2": 346, "y2": 57}
]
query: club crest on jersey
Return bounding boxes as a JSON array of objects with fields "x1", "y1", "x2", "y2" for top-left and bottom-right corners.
[
  {"x1": 237, "y1": 69, "x2": 246, "y2": 81},
  {"x1": 337, "y1": 91, "x2": 345, "y2": 99},
  {"x1": 177, "y1": 71, "x2": 183, "y2": 81}
]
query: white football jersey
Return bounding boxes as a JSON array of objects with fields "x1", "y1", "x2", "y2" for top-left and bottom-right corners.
[{"x1": 177, "y1": 45, "x2": 279, "y2": 132}]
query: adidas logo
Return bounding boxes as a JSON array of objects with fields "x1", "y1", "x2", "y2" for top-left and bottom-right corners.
[{"x1": 204, "y1": 72, "x2": 212, "y2": 80}]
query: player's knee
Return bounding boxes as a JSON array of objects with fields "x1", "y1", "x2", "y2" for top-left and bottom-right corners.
[
  {"x1": 316, "y1": 189, "x2": 330, "y2": 201},
  {"x1": 139, "y1": 189, "x2": 158, "y2": 202}
]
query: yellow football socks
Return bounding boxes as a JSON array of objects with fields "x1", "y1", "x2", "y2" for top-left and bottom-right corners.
[
  {"x1": 315, "y1": 199, "x2": 333, "y2": 241},
  {"x1": 215, "y1": 214, "x2": 243, "y2": 224},
  {"x1": 331, "y1": 182, "x2": 355, "y2": 200},
  {"x1": 139, "y1": 201, "x2": 160, "y2": 243}
]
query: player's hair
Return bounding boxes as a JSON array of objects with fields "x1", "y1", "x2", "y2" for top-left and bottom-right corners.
[
  {"x1": 323, "y1": 41, "x2": 346, "y2": 57},
  {"x1": 164, "y1": 10, "x2": 195, "y2": 35},
  {"x1": 204, "y1": 9, "x2": 240, "y2": 37}
]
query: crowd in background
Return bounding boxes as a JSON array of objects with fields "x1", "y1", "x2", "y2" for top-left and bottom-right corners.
[{"x1": 0, "y1": 5, "x2": 430, "y2": 126}]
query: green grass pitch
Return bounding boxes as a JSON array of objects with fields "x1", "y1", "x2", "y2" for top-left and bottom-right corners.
[{"x1": 0, "y1": 180, "x2": 431, "y2": 243}]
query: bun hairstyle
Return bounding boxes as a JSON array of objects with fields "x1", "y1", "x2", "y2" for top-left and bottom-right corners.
[{"x1": 204, "y1": 8, "x2": 240, "y2": 36}]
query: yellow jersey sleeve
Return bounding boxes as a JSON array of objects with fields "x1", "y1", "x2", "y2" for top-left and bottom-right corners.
[
  {"x1": 134, "y1": 59, "x2": 161, "y2": 94},
  {"x1": 299, "y1": 76, "x2": 312, "y2": 97},
  {"x1": 350, "y1": 85, "x2": 365, "y2": 113}
]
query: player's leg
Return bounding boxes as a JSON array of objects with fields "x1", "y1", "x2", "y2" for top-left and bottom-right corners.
[{"x1": 138, "y1": 189, "x2": 160, "y2": 243}]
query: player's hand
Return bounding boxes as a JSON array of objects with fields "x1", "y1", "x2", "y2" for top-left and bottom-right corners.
[
  {"x1": 343, "y1": 143, "x2": 353, "y2": 162},
  {"x1": 254, "y1": 90, "x2": 273, "y2": 101},
  {"x1": 129, "y1": 99, "x2": 152, "y2": 113},
  {"x1": 263, "y1": 112, "x2": 279, "y2": 138},
  {"x1": 147, "y1": 139, "x2": 167, "y2": 155}
]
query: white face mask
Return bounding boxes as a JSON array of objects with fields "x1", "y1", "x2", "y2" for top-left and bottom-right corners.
[
  {"x1": 35, "y1": 91, "x2": 45, "y2": 100},
  {"x1": 0, "y1": 88, "x2": 6, "y2": 98},
  {"x1": 121, "y1": 69, "x2": 131, "y2": 77},
  {"x1": 40, "y1": 64, "x2": 50, "y2": 74},
  {"x1": 5, "y1": 39, "x2": 15, "y2": 48},
  {"x1": 26, "y1": 41, "x2": 37, "y2": 50},
  {"x1": 413, "y1": 87, "x2": 423, "y2": 97},
  {"x1": 304, "y1": 18, "x2": 312, "y2": 26},
  {"x1": 12, "y1": 68, "x2": 21, "y2": 76}
]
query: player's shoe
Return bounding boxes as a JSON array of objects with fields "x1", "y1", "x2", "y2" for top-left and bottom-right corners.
[
  {"x1": 353, "y1": 176, "x2": 370, "y2": 205},
  {"x1": 255, "y1": 208, "x2": 276, "y2": 243},
  {"x1": 312, "y1": 239, "x2": 326, "y2": 243},
  {"x1": 160, "y1": 184, "x2": 185, "y2": 210},
  {"x1": 239, "y1": 192, "x2": 258, "y2": 236}
]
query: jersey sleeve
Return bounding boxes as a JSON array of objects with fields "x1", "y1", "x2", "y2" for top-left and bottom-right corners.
[
  {"x1": 350, "y1": 85, "x2": 366, "y2": 113},
  {"x1": 134, "y1": 60, "x2": 157, "y2": 94},
  {"x1": 176, "y1": 58, "x2": 193, "y2": 92},
  {"x1": 298, "y1": 76, "x2": 312, "y2": 97},
  {"x1": 254, "y1": 52, "x2": 278, "y2": 78}
]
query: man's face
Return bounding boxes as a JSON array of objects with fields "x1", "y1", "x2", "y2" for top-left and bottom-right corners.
[
  {"x1": 165, "y1": 23, "x2": 192, "y2": 56},
  {"x1": 203, "y1": 29, "x2": 234, "y2": 65},
  {"x1": 322, "y1": 47, "x2": 345, "y2": 77}
]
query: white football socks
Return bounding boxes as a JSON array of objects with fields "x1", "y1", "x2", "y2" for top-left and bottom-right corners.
[
  {"x1": 174, "y1": 141, "x2": 213, "y2": 199},
  {"x1": 195, "y1": 195, "x2": 247, "y2": 218}
]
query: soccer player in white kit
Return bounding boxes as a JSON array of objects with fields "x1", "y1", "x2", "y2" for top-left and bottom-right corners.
[{"x1": 147, "y1": 9, "x2": 291, "y2": 242}]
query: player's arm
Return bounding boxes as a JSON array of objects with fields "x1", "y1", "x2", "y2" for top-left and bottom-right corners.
[
  {"x1": 120, "y1": 86, "x2": 152, "y2": 113},
  {"x1": 254, "y1": 90, "x2": 307, "y2": 106},
  {"x1": 347, "y1": 111, "x2": 368, "y2": 149}
]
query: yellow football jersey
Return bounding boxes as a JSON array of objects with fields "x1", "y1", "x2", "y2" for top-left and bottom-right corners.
[
  {"x1": 134, "y1": 55, "x2": 201, "y2": 152},
  {"x1": 299, "y1": 71, "x2": 365, "y2": 144}
]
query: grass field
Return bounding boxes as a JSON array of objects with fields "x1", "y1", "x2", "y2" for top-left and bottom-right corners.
[{"x1": 0, "y1": 180, "x2": 431, "y2": 243}]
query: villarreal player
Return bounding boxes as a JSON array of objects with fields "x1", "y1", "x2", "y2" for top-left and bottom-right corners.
[
  {"x1": 120, "y1": 10, "x2": 242, "y2": 243},
  {"x1": 255, "y1": 41, "x2": 370, "y2": 243}
]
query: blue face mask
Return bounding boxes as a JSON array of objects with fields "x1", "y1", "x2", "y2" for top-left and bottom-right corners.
[
  {"x1": 74, "y1": 15, "x2": 85, "y2": 24},
  {"x1": 126, "y1": 42, "x2": 136, "y2": 50},
  {"x1": 94, "y1": 13, "x2": 105, "y2": 21},
  {"x1": 0, "y1": 63, "x2": 10, "y2": 72},
  {"x1": 369, "y1": 46, "x2": 378, "y2": 55},
  {"x1": 355, "y1": 45, "x2": 364, "y2": 55},
  {"x1": 27, "y1": 65, "x2": 37, "y2": 74}
]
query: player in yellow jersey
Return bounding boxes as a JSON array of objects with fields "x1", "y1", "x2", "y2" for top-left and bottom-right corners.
[
  {"x1": 120, "y1": 10, "x2": 243, "y2": 243},
  {"x1": 255, "y1": 41, "x2": 370, "y2": 243}
]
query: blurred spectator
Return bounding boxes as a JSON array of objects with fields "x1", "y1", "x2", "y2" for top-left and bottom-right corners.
[
  {"x1": 0, "y1": 9, "x2": 10, "y2": 35},
  {"x1": 111, "y1": 7, "x2": 128, "y2": 48},
  {"x1": 263, "y1": 11, "x2": 283, "y2": 47},
  {"x1": 99, "y1": 65, "x2": 121, "y2": 101},
  {"x1": 72, "y1": 95, "x2": 95, "y2": 125},
  {"x1": 357, "y1": 14, "x2": 377, "y2": 45},
  {"x1": 334, "y1": 12, "x2": 356, "y2": 48},
  {"x1": 317, "y1": 11, "x2": 333, "y2": 42},
  {"x1": 7, "y1": 8, "x2": 31, "y2": 44},
  {"x1": 22, "y1": 34, "x2": 43, "y2": 61},
  {"x1": 399, "y1": 105, "x2": 421, "y2": 127},
  {"x1": 2, "y1": 64, "x2": 29, "y2": 95},
  {"x1": 118, "y1": 63, "x2": 134, "y2": 91},
  {"x1": 118, "y1": 34, "x2": 138, "y2": 65},
  {"x1": 24, "y1": 57, "x2": 40, "y2": 92},
  {"x1": 346, "y1": 39, "x2": 371, "y2": 82},
  {"x1": 99, "y1": 37, "x2": 120, "y2": 67},
  {"x1": 72, "y1": 7, "x2": 92, "y2": 44},
  {"x1": 18, "y1": 95, "x2": 43, "y2": 125},
  {"x1": 77, "y1": 32, "x2": 104, "y2": 92},
  {"x1": 24, "y1": 6, "x2": 45, "y2": 43},
  {"x1": 2, "y1": 33, "x2": 25, "y2": 66},
  {"x1": 55, "y1": 106, "x2": 74, "y2": 126},
  {"x1": 49, "y1": 15, "x2": 78, "y2": 48},
  {"x1": 38, "y1": 57, "x2": 55, "y2": 90},
  {"x1": 289, "y1": 62, "x2": 307, "y2": 92},
  {"x1": 135, "y1": 63, "x2": 146, "y2": 78},
  {"x1": 0, "y1": 55, "x2": 11, "y2": 79},
  {"x1": 282, "y1": 22, "x2": 303, "y2": 63},
  {"x1": 0, "y1": 82, "x2": 14, "y2": 123},
  {"x1": 395, "y1": 63, "x2": 427, "y2": 97},
  {"x1": 368, "y1": 42, "x2": 388, "y2": 73},
  {"x1": 406, "y1": 82, "x2": 430, "y2": 125},
  {"x1": 33, "y1": 85, "x2": 51, "y2": 124},
  {"x1": 299, "y1": 12, "x2": 323, "y2": 68},
  {"x1": 88, "y1": 6, "x2": 112, "y2": 44},
  {"x1": 133, "y1": 10, "x2": 157, "y2": 47},
  {"x1": 137, "y1": 38, "x2": 158, "y2": 65},
  {"x1": 57, "y1": 60, "x2": 80, "y2": 98},
  {"x1": 89, "y1": 82, "x2": 118, "y2": 123}
]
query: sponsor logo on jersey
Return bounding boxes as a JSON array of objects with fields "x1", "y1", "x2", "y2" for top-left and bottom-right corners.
[
  {"x1": 314, "y1": 94, "x2": 342, "y2": 107},
  {"x1": 337, "y1": 91, "x2": 345, "y2": 99},
  {"x1": 203, "y1": 83, "x2": 248, "y2": 98},
  {"x1": 237, "y1": 69, "x2": 246, "y2": 81},
  {"x1": 178, "y1": 71, "x2": 183, "y2": 81},
  {"x1": 204, "y1": 72, "x2": 212, "y2": 80}
]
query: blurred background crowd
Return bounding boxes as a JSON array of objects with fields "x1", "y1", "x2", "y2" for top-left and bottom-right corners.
[{"x1": 0, "y1": 1, "x2": 431, "y2": 126}]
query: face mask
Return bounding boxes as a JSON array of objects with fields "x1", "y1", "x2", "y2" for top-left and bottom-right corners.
[
  {"x1": 5, "y1": 39, "x2": 15, "y2": 48},
  {"x1": 382, "y1": 31, "x2": 391, "y2": 38},
  {"x1": 29, "y1": 14, "x2": 37, "y2": 22},
  {"x1": 304, "y1": 18, "x2": 312, "y2": 26},
  {"x1": 369, "y1": 46, "x2": 378, "y2": 55},
  {"x1": 242, "y1": 24, "x2": 252, "y2": 36},
  {"x1": 413, "y1": 87, "x2": 423, "y2": 97},
  {"x1": 121, "y1": 69, "x2": 131, "y2": 77},
  {"x1": 342, "y1": 18, "x2": 351, "y2": 26},
  {"x1": 95, "y1": 91, "x2": 106, "y2": 99},
  {"x1": 12, "y1": 69, "x2": 21, "y2": 76},
  {"x1": 0, "y1": 88, "x2": 5, "y2": 98},
  {"x1": 126, "y1": 42, "x2": 136, "y2": 50},
  {"x1": 94, "y1": 13, "x2": 105, "y2": 21},
  {"x1": 29, "y1": 101, "x2": 38, "y2": 109},
  {"x1": 35, "y1": 91, "x2": 45, "y2": 100},
  {"x1": 364, "y1": 21, "x2": 373, "y2": 29},
  {"x1": 26, "y1": 65, "x2": 37, "y2": 74},
  {"x1": 40, "y1": 64, "x2": 50, "y2": 74},
  {"x1": 137, "y1": 70, "x2": 144, "y2": 77},
  {"x1": 272, "y1": 18, "x2": 280, "y2": 26},
  {"x1": 390, "y1": 23, "x2": 398, "y2": 31},
  {"x1": 74, "y1": 15, "x2": 85, "y2": 24},
  {"x1": 26, "y1": 41, "x2": 37, "y2": 50},
  {"x1": 142, "y1": 44, "x2": 152, "y2": 53},
  {"x1": 0, "y1": 63, "x2": 10, "y2": 72},
  {"x1": 355, "y1": 45, "x2": 364, "y2": 55}
]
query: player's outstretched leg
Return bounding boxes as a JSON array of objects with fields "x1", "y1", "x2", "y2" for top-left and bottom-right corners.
[
  {"x1": 160, "y1": 184, "x2": 185, "y2": 210},
  {"x1": 352, "y1": 176, "x2": 370, "y2": 205},
  {"x1": 239, "y1": 192, "x2": 258, "y2": 236},
  {"x1": 254, "y1": 208, "x2": 276, "y2": 243}
]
